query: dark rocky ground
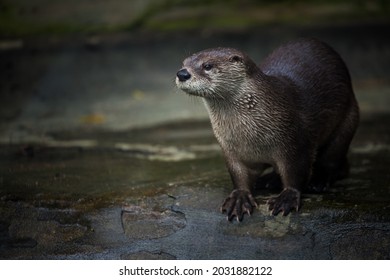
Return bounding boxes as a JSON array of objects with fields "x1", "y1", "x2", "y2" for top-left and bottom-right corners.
[{"x1": 0, "y1": 23, "x2": 390, "y2": 259}]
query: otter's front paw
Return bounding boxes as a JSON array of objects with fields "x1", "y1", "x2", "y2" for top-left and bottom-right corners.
[
  {"x1": 267, "y1": 188, "x2": 300, "y2": 216},
  {"x1": 221, "y1": 189, "x2": 258, "y2": 222}
]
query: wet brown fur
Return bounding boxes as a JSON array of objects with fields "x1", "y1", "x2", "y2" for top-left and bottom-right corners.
[{"x1": 176, "y1": 38, "x2": 359, "y2": 221}]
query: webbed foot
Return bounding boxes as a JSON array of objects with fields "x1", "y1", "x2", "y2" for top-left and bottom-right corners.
[
  {"x1": 267, "y1": 188, "x2": 300, "y2": 216},
  {"x1": 221, "y1": 189, "x2": 258, "y2": 222}
]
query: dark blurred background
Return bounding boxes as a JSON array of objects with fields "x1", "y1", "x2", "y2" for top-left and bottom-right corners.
[
  {"x1": 0, "y1": 0, "x2": 389, "y2": 136},
  {"x1": 0, "y1": 0, "x2": 389, "y2": 36}
]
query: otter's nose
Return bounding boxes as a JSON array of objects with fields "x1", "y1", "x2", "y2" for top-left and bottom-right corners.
[{"x1": 177, "y1": 69, "x2": 191, "y2": 82}]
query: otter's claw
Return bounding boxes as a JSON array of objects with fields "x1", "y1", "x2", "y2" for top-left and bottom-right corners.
[
  {"x1": 221, "y1": 189, "x2": 258, "y2": 222},
  {"x1": 267, "y1": 188, "x2": 301, "y2": 216}
]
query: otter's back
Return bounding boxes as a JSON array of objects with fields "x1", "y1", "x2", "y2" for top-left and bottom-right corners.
[
  {"x1": 259, "y1": 38, "x2": 357, "y2": 144},
  {"x1": 260, "y1": 38, "x2": 354, "y2": 109}
]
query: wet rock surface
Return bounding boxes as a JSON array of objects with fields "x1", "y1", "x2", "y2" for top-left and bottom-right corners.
[
  {"x1": 0, "y1": 113, "x2": 389, "y2": 259},
  {"x1": 1, "y1": 25, "x2": 390, "y2": 259},
  {"x1": 121, "y1": 204, "x2": 186, "y2": 240}
]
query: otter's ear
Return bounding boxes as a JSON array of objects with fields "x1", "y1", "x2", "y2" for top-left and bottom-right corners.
[{"x1": 229, "y1": 55, "x2": 243, "y2": 63}]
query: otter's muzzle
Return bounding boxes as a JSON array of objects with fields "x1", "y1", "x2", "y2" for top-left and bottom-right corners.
[{"x1": 177, "y1": 69, "x2": 191, "y2": 82}]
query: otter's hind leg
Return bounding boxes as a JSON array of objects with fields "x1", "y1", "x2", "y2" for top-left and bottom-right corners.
[
  {"x1": 309, "y1": 106, "x2": 359, "y2": 192},
  {"x1": 255, "y1": 171, "x2": 282, "y2": 190},
  {"x1": 310, "y1": 157, "x2": 349, "y2": 192}
]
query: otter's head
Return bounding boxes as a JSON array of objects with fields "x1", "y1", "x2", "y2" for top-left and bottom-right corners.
[{"x1": 176, "y1": 48, "x2": 257, "y2": 99}]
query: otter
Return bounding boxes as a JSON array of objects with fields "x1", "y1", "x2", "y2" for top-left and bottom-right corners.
[{"x1": 175, "y1": 38, "x2": 359, "y2": 221}]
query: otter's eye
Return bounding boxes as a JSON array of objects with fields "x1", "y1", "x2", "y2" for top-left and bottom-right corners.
[{"x1": 203, "y1": 63, "x2": 213, "y2": 71}]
